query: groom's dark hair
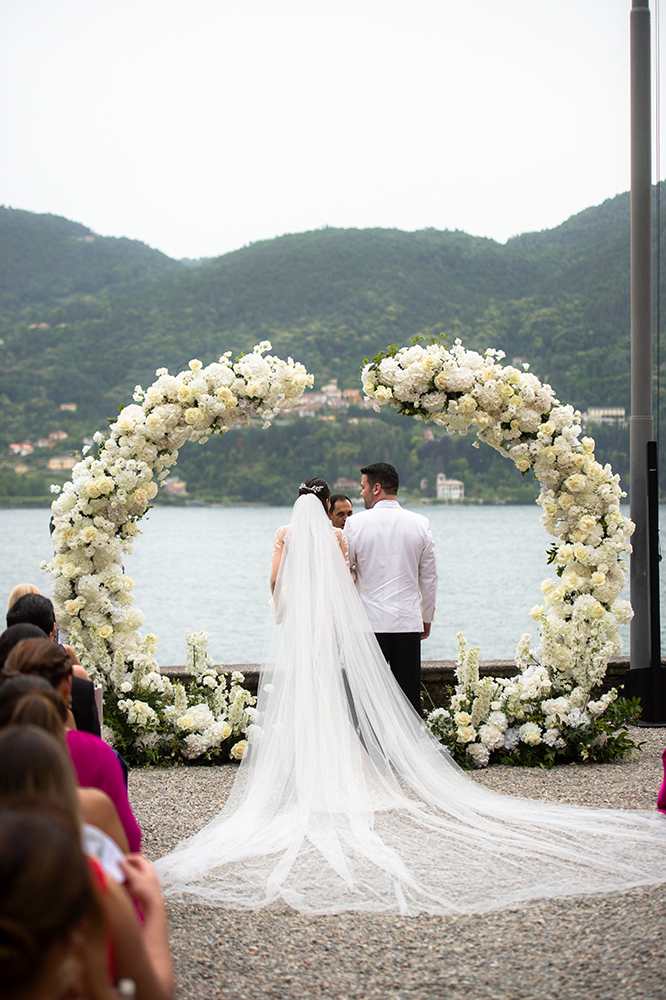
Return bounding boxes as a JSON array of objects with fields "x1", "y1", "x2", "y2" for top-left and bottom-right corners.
[{"x1": 360, "y1": 463, "x2": 399, "y2": 495}]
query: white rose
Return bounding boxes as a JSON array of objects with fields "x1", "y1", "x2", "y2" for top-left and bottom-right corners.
[
  {"x1": 230, "y1": 740, "x2": 248, "y2": 760},
  {"x1": 374, "y1": 385, "x2": 394, "y2": 405}
]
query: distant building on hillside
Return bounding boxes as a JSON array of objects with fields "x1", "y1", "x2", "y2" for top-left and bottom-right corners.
[
  {"x1": 342, "y1": 389, "x2": 363, "y2": 405},
  {"x1": 334, "y1": 476, "x2": 360, "y2": 493},
  {"x1": 48, "y1": 455, "x2": 76, "y2": 471},
  {"x1": 164, "y1": 477, "x2": 187, "y2": 497},
  {"x1": 320, "y1": 380, "x2": 342, "y2": 400},
  {"x1": 436, "y1": 474, "x2": 464, "y2": 502},
  {"x1": 9, "y1": 442, "x2": 34, "y2": 456},
  {"x1": 581, "y1": 407, "x2": 626, "y2": 426},
  {"x1": 60, "y1": 403, "x2": 77, "y2": 412},
  {"x1": 293, "y1": 382, "x2": 375, "y2": 417}
]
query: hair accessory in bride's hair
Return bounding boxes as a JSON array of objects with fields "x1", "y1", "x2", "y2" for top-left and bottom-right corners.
[{"x1": 299, "y1": 482, "x2": 324, "y2": 493}]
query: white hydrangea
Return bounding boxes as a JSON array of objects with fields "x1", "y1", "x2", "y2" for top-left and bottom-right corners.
[
  {"x1": 518, "y1": 722, "x2": 542, "y2": 746},
  {"x1": 43, "y1": 343, "x2": 311, "y2": 761},
  {"x1": 466, "y1": 743, "x2": 490, "y2": 767},
  {"x1": 478, "y1": 724, "x2": 505, "y2": 750}
]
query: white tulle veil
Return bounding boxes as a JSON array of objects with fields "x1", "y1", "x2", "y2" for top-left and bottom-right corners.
[{"x1": 155, "y1": 494, "x2": 666, "y2": 915}]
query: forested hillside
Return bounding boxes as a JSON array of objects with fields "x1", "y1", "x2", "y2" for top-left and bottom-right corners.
[{"x1": 0, "y1": 191, "x2": 657, "y2": 502}]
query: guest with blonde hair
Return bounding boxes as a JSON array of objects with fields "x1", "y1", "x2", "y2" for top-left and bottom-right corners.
[{"x1": 6, "y1": 582, "x2": 42, "y2": 612}]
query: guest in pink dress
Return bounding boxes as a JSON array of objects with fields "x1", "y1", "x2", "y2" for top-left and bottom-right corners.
[
  {"x1": 66, "y1": 727, "x2": 141, "y2": 851},
  {"x1": 1, "y1": 637, "x2": 142, "y2": 852}
]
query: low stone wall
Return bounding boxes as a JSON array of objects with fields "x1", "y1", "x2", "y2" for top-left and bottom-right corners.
[{"x1": 161, "y1": 657, "x2": 633, "y2": 709}]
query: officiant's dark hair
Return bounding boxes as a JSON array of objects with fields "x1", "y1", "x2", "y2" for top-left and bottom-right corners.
[
  {"x1": 361, "y1": 463, "x2": 399, "y2": 495},
  {"x1": 298, "y1": 478, "x2": 331, "y2": 511}
]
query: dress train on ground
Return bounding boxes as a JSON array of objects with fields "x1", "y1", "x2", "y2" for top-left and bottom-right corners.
[{"x1": 155, "y1": 495, "x2": 666, "y2": 915}]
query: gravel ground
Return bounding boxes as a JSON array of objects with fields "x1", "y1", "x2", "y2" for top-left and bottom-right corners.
[{"x1": 130, "y1": 728, "x2": 666, "y2": 1000}]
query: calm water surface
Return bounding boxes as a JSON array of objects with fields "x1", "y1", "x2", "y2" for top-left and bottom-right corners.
[{"x1": 1, "y1": 503, "x2": 640, "y2": 666}]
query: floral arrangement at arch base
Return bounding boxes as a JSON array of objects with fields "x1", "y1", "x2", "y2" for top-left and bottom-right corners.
[
  {"x1": 362, "y1": 337, "x2": 641, "y2": 768},
  {"x1": 45, "y1": 343, "x2": 312, "y2": 766}
]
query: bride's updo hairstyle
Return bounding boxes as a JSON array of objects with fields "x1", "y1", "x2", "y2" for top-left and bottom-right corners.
[{"x1": 297, "y1": 478, "x2": 331, "y2": 512}]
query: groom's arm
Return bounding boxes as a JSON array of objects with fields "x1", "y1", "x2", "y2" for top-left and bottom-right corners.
[{"x1": 418, "y1": 525, "x2": 438, "y2": 634}]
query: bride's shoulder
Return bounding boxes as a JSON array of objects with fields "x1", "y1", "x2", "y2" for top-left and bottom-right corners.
[{"x1": 273, "y1": 525, "x2": 289, "y2": 549}]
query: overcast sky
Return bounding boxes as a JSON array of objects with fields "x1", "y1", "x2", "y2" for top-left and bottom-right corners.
[{"x1": 0, "y1": 0, "x2": 660, "y2": 260}]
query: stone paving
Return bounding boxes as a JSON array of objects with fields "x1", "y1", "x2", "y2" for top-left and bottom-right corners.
[{"x1": 130, "y1": 727, "x2": 666, "y2": 1000}]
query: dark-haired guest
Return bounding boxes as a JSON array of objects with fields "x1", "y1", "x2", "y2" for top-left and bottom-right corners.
[
  {"x1": 2, "y1": 639, "x2": 141, "y2": 852},
  {"x1": 0, "y1": 623, "x2": 48, "y2": 670},
  {"x1": 0, "y1": 676, "x2": 129, "y2": 853},
  {"x1": 0, "y1": 806, "x2": 118, "y2": 1000},
  {"x1": 6, "y1": 593, "x2": 101, "y2": 737}
]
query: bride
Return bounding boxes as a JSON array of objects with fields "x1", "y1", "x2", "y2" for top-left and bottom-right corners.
[{"x1": 156, "y1": 480, "x2": 666, "y2": 915}]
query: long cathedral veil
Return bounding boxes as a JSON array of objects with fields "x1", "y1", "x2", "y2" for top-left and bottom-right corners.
[{"x1": 155, "y1": 494, "x2": 666, "y2": 914}]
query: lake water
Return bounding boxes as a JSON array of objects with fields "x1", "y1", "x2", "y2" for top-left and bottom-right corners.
[{"x1": 0, "y1": 503, "x2": 641, "y2": 667}]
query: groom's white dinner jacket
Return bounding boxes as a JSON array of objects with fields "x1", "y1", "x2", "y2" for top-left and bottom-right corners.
[{"x1": 345, "y1": 499, "x2": 437, "y2": 634}]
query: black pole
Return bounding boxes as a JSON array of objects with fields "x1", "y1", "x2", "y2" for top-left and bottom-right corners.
[
  {"x1": 624, "y1": 441, "x2": 666, "y2": 721},
  {"x1": 647, "y1": 440, "x2": 661, "y2": 675},
  {"x1": 630, "y1": 0, "x2": 654, "y2": 672},
  {"x1": 624, "y1": 1, "x2": 666, "y2": 722},
  {"x1": 647, "y1": 441, "x2": 664, "y2": 721}
]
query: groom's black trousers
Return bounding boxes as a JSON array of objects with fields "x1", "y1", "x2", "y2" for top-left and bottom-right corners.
[{"x1": 375, "y1": 632, "x2": 422, "y2": 715}]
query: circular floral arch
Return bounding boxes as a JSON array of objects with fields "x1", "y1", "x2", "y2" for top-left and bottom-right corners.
[
  {"x1": 46, "y1": 343, "x2": 312, "y2": 762},
  {"x1": 47, "y1": 338, "x2": 633, "y2": 767},
  {"x1": 362, "y1": 338, "x2": 634, "y2": 767}
]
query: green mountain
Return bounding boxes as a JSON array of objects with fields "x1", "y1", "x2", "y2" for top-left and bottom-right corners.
[
  {"x1": 0, "y1": 206, "x2": 181, "y2": 304},
  {"x1": 0, "y1": 192, "x2": 655, "y2": 501}
]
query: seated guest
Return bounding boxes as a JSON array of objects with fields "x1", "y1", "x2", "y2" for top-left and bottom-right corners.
[
  {"x1": 0, "y1": 676, "x2": 129, "y2": 853},
  {"x1": 6, "y1": 589, "x2": 89, "y2": 678},
  {"x1": 7, "y1": 594, "x2": 101, "y2": 736},
  {"x1": 0, "y1": 806, "x2": 118, "y2": 1000},
  {"x1": 0, "y1": 730, "x2": 174, "y2": 1000},
  {"x1": 6, "y1": 581, "x2": 42, "y2": 611},
  {"x1": 328, "y1": 493, "x2": 353, "y2": 529},
  {"x1": 0, "y1": 623, "x2": 48, "y2": 669},
  {"x1": 2, "y1": 639, "x2": 141, "y2": 852}
]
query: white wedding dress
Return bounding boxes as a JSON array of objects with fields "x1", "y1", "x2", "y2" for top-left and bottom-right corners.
[{"x1": 155, "y1": 494, "x2": 666, "y2": 915}]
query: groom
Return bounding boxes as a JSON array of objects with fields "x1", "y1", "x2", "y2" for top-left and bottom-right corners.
[{"x1": 344, "y1": 462, "x2": 437, "y2": 713}]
